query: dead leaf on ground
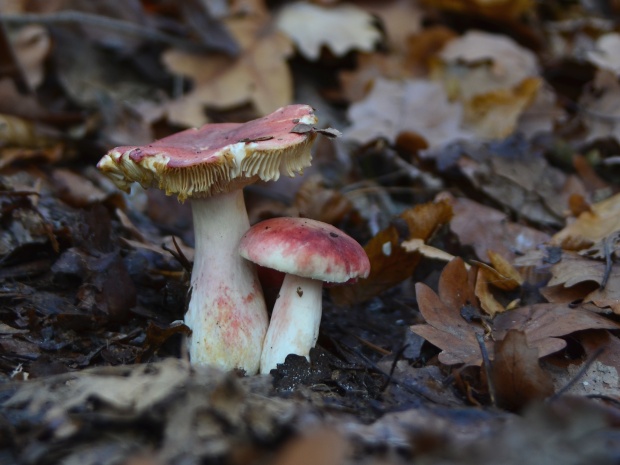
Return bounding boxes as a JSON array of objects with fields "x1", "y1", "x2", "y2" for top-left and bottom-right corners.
[
  {"x1": 331, "y1": 199, "x2": 453, "y2": 305},
  {"x1": 445, "y1": 194, "x2": 550, "y2": 262},
  {"x1": 432, "y1": 30, "x2": 557, "y2": 138},
  {"x1": 164, "y1": 31, "x2": 293, "y2": 127},
  {"x1": 410, "y1": 257, "x2": 488, "y2": 366},
  {"x1": 543, "y1": 250, "x2": 620, "y2": 313},
  {"x1": 344, "y1": 77, "x2": 473, "y2": 147},
  {"x1": 492, "y1": 330, "x2": 554, "y2": 411},
  {"x1": 456, "y1": 145, "x2": 585, "y2": 227},
  {"x1": 339, "y1": 26, "x2": 457, "y2": 103},
  {"x1": 552, "y1": 192, "x2": 620, "y2": 248},
  {"x1": 276, "y1": 2, "x2": 381, "y2": 60},
  {"x1": 580, "y1": 33, "x2": 620, "y2": 144},
  {"x1": 9, "y1": 25, "x2": 50, "y2": 89},
  {"x1": 475, "y1": 268, "x2": 506, "y2": 316},
  {"x1": 493, "y1": 303, "x2": 620, "y2": 357},
  {"x1": 293, "y1": 175, "x2": 354, "y2": 225},
  {"x1": 463, "y1": 77, "x2": 542, "y2": 138}
]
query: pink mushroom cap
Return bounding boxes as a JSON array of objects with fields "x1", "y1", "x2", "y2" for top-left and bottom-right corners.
[
  {"x1": 239, "y1": 217, "x2": 370, "y2": 284},
  {"x1": 97, "y1": 104, "x2": 319, "y2": 201}
]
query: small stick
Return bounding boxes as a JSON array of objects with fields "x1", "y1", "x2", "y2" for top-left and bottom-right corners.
[
  {"x1": 379, "y1": 344, "x2": 409, "y2": 392},
  {"x1": 548, "y1": 347, "x2": 605, "y2": 402},
  {"x1": 476, "y1": 332, "x2": 496, "y2": 407}
]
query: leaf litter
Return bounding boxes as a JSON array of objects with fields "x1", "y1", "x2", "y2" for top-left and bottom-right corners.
[{"x1": 1, "y1": 0, "x2": 620, "y2": 463}]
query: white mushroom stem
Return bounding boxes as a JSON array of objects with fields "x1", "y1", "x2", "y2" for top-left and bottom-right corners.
[
  {"x1": 260, "y1": 274, "x2": 323, "y2": 374},
  {"x1": 184, "y1": 190, "x2": 268, "y2": 374}
]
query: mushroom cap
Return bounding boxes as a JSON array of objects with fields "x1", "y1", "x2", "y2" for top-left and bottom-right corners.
[
  {"x1": 239, "y1": 217, "x2": 370, "y2": 283},
  {"x1": 97, "y1": 105, "x2": 318, "y2": 201}
]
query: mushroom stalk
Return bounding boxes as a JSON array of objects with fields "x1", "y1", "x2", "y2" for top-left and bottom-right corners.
[
  {"x1": 260, "y1": 274, "x2": 323, "y2": 374},
  {"x1": 185, "y1": 190, "x2": 268, "y2": 374}
]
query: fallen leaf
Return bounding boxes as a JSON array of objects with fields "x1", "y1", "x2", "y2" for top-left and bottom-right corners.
[
  {"x1": 544, "y1": 250, "x2": 620, "y2": 313},
  {"x1": 552, "y1": 192, "x2": 620, "y2": 247},
  {"x1": 475, "y1": 269, "x2": 506, "y2": 316},
  {"x1": 361, "y1": 0, "x2": 423, "y2": 53},
  {"x1": 432, "y1": 30, "x2": 555, "y2": 138},
  {"x1": 9, "y1": 25, "x2": 50, "y2": 89},
  {"x1": 410, "y1": 258, "x2": 487, "y2": 365},
  {"x1": 464, "y1": 77, "x2": 541, "y2": 138},
  {"x1": 344, "y1": 77, "x2": 473, "y2": 147},
  {"x1": 476, "y1": 250, "x2": 523, "y2": 291},
  {"x1": 492, "y1": 330, "x2": 554, "y2": 411},
  {"x1": 436, "y1": 30, "x2": 539, "y2": 100},
  {"x1": 276, "y1": 2, "x2": 381, "y2": 60},
  {"x1": 579, "y1": 69, "x2": 620, "y2": 144},
  {"x1": 456, "y1": 145, "x2": 584, "y2": 227},
  {"x1": 445, "y1": 194, "x2": 550, "y2": 262},
  {"x1": 293, "y1": 175, "x2": 353, "y2": 225},
  {"x1": 165, "y1": 31, "x2": 293, "y2": 127},
  {"x1": 493, "y1": 303, "x2": 620, "y2": 357},
  {"x1": 402, "y1": 238, "x2": 462, "y2": 264},
  {"x1": 586, "y1": 32, "x2": 620, "y2": 74},
  {"x1": 331, "y1": 199, "x2": 453, "y2": 305}
]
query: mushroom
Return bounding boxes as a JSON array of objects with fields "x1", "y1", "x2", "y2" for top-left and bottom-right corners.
[
  {"x1": 97, "y1": 105, "x2": 320, "y2": 374},
  {"x1": 238, "y1": 217, "x2": 370, "y2": 374}
]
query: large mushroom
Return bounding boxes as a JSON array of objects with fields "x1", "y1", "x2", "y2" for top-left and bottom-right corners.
[
  {"x1": 97, "y1": 105, "x2": 320, "y2": 374},
  {"x1": 238, "y1": 217, "x2": 370, "y2": 374}
]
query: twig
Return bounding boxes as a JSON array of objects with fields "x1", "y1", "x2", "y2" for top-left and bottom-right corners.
[
  {"x1": 379, "y1": 344, "x2": 409, "y2": 392},
  {"x1": 601, "y1": 235, "x2": 613, "y2": 289},
  {"x1": 1, "y1": 11, "x2": 213, "y2": 52},
  {"x1": 548, "y1": 347, "x2": 606, "y2": 403},
  {"x1": 335, "y1": 340, "x2": 440, "y2": 404},
  {"x1": 476, "y1": 332, "x2": 496, "y2": 407},
  {"x1": 162, "y1": 236, "x2": 192, "y2": 273}
]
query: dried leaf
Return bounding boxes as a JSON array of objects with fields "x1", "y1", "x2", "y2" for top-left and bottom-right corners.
[
  {"x1": 493, "y1": 303, "x2": 620, "y2": 357},
  {"x1": 331, "y1": 199, "x2": 453, "y2": 305},
  {"x1": 475, "y1": 268, "x2": 506, "y2": 316},
  {"x1": 464, "y1": 77, "x2": 541, "y2": 139},
  {"x1": 165, "y1": 31, "x2": 293, "y2": 127},
  {"x1": 446, "y1": 195, "x2": 550, "y2": 261},
  {"x1": 475, "y1": 250, "x2": 523, "y2": 291},
  {"x1": 552, "y1": 192, "x2": 620, "y2": 247},
  {"x1": 456, "y1": 147, "x2": 583, "y2": 227},
  {"x1": 293, "y1": 175, "x2": 353, "y2": 225},
  {"x1": 344, "y1": 77, "x2": 473, "y2": 147},
  {"x1": 410, "y1": 258, "x2": 487, "y2": 365},
  {"x1": 492, "y1": 330, "x2": 554, "y2": 411},
  {"x1": 402, "y1": 238, "x2": 462, "y2": 264},
  {"x1": 361, "y1": 0, "x2": 423, "y2": 53},
  {"x1": 276, "y1": 2, "x2": 380, "y2": 60},
  {"x1": 9, "y1": 25, "x2": 50, "y2": 89},
  {"x1": 587, "y1": 33, "x2": 620, "y2": 75},
  {"x1": 544, "y1": 250, "x2": 620, "y2": 313},
  {"x1": 579, "y1": 69, "x2": 620, "y2": 144}
]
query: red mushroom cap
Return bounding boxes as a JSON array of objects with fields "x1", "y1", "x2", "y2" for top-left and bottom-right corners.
[
  {"x1": 239, "y1": 217, "x2": 370, "y2": 283},
  {"x1": 97, "y1": 105, "x2": 319, "y2": 201}
]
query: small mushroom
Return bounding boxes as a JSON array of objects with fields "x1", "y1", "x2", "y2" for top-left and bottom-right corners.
[
  {"x1": 97, "y1": 105, "x2": 320, "y2": 374},
  {"x1": 238, "y1": 217, "x2": 370, "y2": 374}
]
